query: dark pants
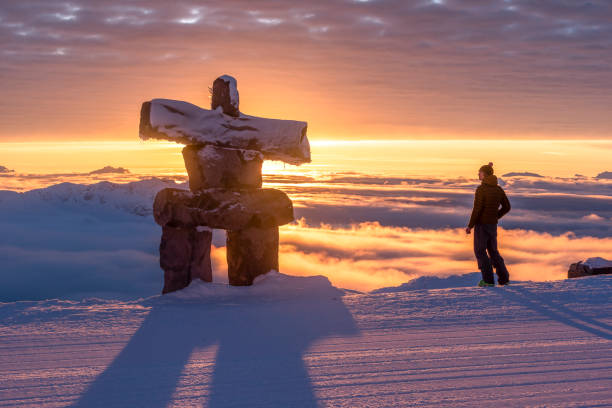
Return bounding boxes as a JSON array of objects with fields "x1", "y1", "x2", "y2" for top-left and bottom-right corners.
[{"x1": 474, "y1": 223, "x2": 509, "y2": 285}]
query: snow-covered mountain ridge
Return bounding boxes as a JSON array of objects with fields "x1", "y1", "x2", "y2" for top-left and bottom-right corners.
[{"x1": 0, "y1": 178, "x2": 183, "y2": 217}]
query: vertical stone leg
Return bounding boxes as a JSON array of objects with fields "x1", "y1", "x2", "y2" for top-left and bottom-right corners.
[
  {"x1": 159, "y1": 225, "x2": 213, "y2": 294},
  {"x1": 226, "y1": 226, "x2": 279, "y2": 286}
]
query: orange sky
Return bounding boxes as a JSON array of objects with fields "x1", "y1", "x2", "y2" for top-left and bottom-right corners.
[{"x1": 1, "y1": 1, "x2": 611, "y2": 141}]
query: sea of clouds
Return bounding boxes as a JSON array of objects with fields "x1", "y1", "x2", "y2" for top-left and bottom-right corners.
[{"x1": 1, "y1": 168, "x2": 611, "y2": 300}]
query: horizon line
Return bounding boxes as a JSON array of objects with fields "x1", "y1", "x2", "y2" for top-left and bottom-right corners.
[{"x1": 1, "y1": 138, "x2": 612, "y2": 146}]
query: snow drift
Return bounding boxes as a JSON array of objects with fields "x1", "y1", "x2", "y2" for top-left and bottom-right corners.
[
  {"x1": 167, "y1": 270, "x2": 344, "y2": 302},
  {"x1": 372, "y1": 272, "x2": 484, "y2": 292}
]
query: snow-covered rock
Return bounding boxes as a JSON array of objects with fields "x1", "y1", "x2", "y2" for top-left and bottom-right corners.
[
  {"x1": 568, "y1": 257, "x2": 612, "y2": 278},
  {"x1": 220, "y1": 75, "x2": 239, "y2": 109},
  {"x1": 211, "y1": 75, "x2": 239, "y2": 116},
  {"x1": 584, "y1": 257, "x2": 612, "y2": 269},
  {"x1": 153, "y1": 187, "x2": 294, "y2": 230},
  {"x1": 139, "y1": 98, "x2": 310, "y2": 165}
]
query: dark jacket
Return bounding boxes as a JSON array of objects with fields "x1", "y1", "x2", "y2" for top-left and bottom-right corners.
[{"x1": 468, "y1": 175, "x2": 511, "y2": 228}]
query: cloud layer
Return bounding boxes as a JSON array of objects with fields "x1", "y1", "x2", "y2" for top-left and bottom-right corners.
[
  {"x1": 1, "y1": 176, "x2": 611, "y2": 299},
  {"x1": 275, "y1": 220, "x2": 612, "y2": 291},
  {"x1": 3, "y1": 168, "x2": 612, "y2": 235},
  {"x1": 270, "y1": 172, "x2": 612, "y2": 238}
]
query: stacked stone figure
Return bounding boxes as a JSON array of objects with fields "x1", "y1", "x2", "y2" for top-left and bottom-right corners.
[{"x1": 139, "y1": 75, "x2": 310, "y2": 293}]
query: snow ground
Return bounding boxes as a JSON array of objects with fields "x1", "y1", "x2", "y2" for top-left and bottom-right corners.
[
  {"x1": 1, "y1": 273, "x2": 611, "y2": 407},
  {"x1": 1, "y1": 179, "x2": 611, "y2": 406}
]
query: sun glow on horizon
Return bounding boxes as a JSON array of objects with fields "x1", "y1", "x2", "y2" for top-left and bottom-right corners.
[{"x1": 2, "y1": 139, "x2": 612, "y2": 185}]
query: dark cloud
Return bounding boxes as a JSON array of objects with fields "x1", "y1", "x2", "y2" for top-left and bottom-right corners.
[
  {"x1": 0, "y1": 165, "x2": 14, "y2": 173},
  {"x1": 1, "y1": 0, "x2": 611, "y2": 139}
]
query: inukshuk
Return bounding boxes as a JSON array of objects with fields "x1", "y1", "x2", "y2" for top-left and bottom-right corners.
[{"x1": 139, "y1": 75, "x2": 310, "y2": 293}]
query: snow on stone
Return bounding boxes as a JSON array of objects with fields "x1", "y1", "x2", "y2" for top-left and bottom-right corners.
[
  {"x1": 218, "y1": 74, "x2": 239, "y2": 110},
  {"x1": 585, "y1": 257, "x2": 612, "y2": 269},
  {"x1": 141, "y1": 98, "x2": 310, "y2": 165},
  {"x1": 195, "y1": 144, "x2": 262, "y2": 163},
  {"x1": 196, "y1": 144, "x2": 223, "y2": 162},
  {"x1": 240, "y1": 148, "x2": 264, "y2": 161}
]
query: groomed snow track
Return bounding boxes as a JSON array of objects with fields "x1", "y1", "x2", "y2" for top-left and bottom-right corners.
[{"x1": 1, "y1": 276, "x2": 611, "y2": 407}]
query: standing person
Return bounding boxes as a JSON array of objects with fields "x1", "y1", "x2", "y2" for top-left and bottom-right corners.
[{"x1": 465, "y1": 162, "x2": 511, "y2": 287}]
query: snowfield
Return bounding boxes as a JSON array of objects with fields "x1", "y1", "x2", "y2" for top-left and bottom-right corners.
[
  {"x1": 1, "y1": 273, "x2": 611, "y2": 407},
  {"x1": 1, "y1": 178, "x2": 611, "y2": 406}
]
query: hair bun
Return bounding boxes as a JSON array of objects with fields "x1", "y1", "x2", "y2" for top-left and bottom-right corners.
[{"x1": 488, "y1": 162, "x2": 493, "y2": 167}]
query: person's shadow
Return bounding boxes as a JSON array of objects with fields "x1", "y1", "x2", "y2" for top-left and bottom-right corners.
[
  {"x1": 499, "y1": 285, "x2": 612, "y2": 341},
  {"x1": 71, "y1": 280, "x2": 359, "y2": 408}
]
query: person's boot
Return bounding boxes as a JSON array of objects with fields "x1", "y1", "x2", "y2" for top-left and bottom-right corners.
[{"x1": 478, "y1": 280, "x2": 495, "y2": 287}]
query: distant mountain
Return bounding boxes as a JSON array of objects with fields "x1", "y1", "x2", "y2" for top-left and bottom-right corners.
[
  {"x1": 595, "y1": 171, "x2": 612, "y2": 180},
  {"x1": 89, "y1": 166, "x2": 130, "y2": 175},
  {"x1": 502, "y1": 172, "x2": 543, "y2": 178}
]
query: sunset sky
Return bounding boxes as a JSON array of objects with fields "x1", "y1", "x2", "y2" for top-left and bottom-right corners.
[
  {"x1": 3, "y1": 4, "x2": 612, "y2": 404},
  {"x1": 1, "y1": 0, "x2": 611, "y2": 141},
  {"x1": 1, "y1": 1, "x2": 612, "y2": 294}
]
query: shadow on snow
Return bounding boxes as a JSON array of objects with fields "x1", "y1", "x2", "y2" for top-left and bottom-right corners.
[
  {"x1": 71, "y1": 292, "x2": 359, "y2": 407},
  {"x1": 500, "y1": 286, "x2": 612, "y2": 341}
]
